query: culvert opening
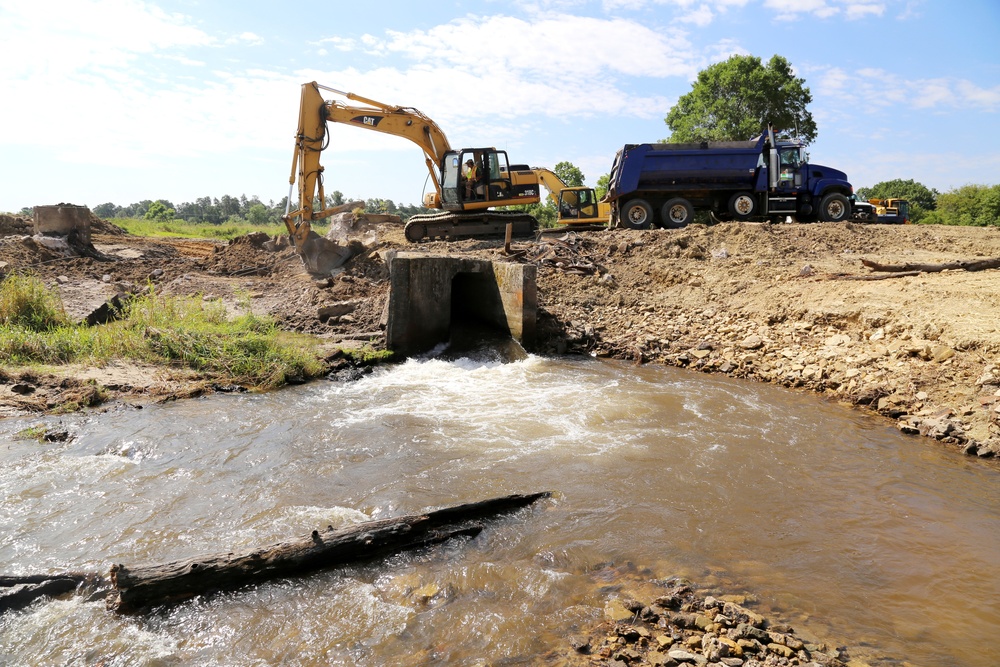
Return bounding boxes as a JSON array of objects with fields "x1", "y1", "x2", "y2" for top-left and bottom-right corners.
[
  {"x1": 446, "y1": 272, "x2": 523, "y2": 359},
  {"x1": 384, "y1": 254, "x2": 535, "y2": 358}
]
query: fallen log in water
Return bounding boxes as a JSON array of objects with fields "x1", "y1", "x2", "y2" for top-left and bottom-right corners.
[
  {"x1": 107, "y1": 491, "x2": 550, "y2": 614},
  {"x1": 0, "y1": 574, "x2": 96, "y2": 614}
]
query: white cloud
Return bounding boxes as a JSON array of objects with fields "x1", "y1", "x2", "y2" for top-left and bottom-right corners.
[
  {"x1": 765, "y1": 0, "x2": 835, "y2": 20},
  {"x1": 764, "y1": 0, "x2": 883, "y2": 21},
  {"x1": 817, "y1": 67, "x2": 851, "y2": 92},
  {"x1": 955, "y1": 80, "x2": 1000, "y2": 108},
  {"x1": 363, "y1": 14, "x2": 698, "y2": 79},
  {"x1": 810, "y1": 66, "x2": 1000, "y2": 112},
  {"x1": 230, "y1": 32, "x2": 264, "y2": 46},
  {"x1": 600, "y1": 0, "x2": 750, "y2": 12},
  {"x1": 320, "y1": 37, "x2": 358, "y2": 52},
  {"x1": 679, "y1": 4, "x2": 716, "y2": 26},
  {"x1": 299, "y1": 13, "x2": 692, "y2": 131},
  {"x1": 0, "y1": 0, "x2": 212, "y2": 82},
  {"x1": 845, "y1": 3, "x2": 884, "y2": 19}
]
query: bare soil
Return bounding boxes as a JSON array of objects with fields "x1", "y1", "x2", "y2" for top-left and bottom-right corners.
[{"x1": 2, "y1": 214, "x2": 999, "y2": 462}]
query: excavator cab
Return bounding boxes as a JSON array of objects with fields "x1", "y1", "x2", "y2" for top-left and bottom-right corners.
[{"x1": 442, "y1": 148, "x2": 516, "y2": 208}]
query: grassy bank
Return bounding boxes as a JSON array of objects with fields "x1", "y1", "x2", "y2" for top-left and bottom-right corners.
[{"x1": 0, "y1": 273, "x2": 327, "y2": 390}]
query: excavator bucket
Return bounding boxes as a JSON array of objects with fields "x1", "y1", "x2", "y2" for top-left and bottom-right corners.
[{"x1": 298, "y1": 231, "x2": 357, "y2": 275}]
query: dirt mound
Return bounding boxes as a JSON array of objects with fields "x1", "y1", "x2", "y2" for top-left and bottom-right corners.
[
  {"x1": 203, "y1": 233, "x2": 290, "y2": 277},
  {"x1": 0, "y1": 214, "x2": 31, "y2": 236},
  {"x1": 89, "y1": 214, "x2": 127, "y2": 236}
]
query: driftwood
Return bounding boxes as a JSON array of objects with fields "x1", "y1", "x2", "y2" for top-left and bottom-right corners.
[
  {"x1": 829, "y1": 256, "x2": 1000, "y2": 281},
  {"x1": 107, "y1": 492, "x2": 550, "y2": 613},
  {"x1": 832, "y1": 270, "x2": 922, "y2": 281},
  {"x1": 861, "y1": 257, "x2": 1000, "y2": 274}
]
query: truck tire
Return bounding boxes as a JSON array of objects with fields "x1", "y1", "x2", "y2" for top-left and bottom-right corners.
[
  {"x1": 728, "y1": 192, "x2": 757, "y2": 220},
  {"x1": 819, "y1": 193, "x2": 850, "y2": 222},
  {"x1": 621, "y1": 199, "x2": 653, "y2": 229},
  {"x1": 660, "y1": 198, "x2": 694, "y2": 228}
]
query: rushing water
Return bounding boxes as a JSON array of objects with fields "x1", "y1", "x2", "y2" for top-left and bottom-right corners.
[{"x1": 1, "y1": 354, "x2": 998, "y2": 666}]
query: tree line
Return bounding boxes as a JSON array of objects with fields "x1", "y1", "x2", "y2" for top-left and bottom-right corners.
[{"x1": 14, "y1": 192, "x2": 434, "y2": 225}]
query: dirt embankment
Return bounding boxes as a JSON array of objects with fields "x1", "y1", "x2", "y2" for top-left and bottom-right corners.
[{"x1": 2, "y1": 213, "x2": 999, "y2": 462}]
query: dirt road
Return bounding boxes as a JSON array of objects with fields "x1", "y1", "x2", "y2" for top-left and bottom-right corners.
[{"x1": 2, "y1": 214, "x2": 999, "y2": 461}]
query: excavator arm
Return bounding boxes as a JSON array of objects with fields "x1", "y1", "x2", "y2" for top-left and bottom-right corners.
[
  {"x1": 530, "y1": 167, "x2": 611, "y2": 228},
  {"x1": 283, "y1": 82, "x2": 452, "y2": 251},
  {"x1": 531, "y1": 167, "x2": 570, "y2": 207}
]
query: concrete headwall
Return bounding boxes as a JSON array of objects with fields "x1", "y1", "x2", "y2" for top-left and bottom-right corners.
[
  {"x1": 34, "y1": 204, "x2": 91, "y2": 245},
  {"x1": 384, "y1": 252, "x2": 536, "y2": 356}
]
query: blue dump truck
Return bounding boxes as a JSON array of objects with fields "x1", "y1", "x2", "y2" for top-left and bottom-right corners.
[{"x1": 605, "y1": 127, "x2": 854, "y2": 228}]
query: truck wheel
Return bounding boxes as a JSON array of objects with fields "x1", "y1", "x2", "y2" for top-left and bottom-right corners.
[
  {"x1": 661, "y1": 198, "x2": 694, "y2": 228},
  {"x1": 728, "y1": 192, "x2": 757, "y2": 220},
  {"x1": 819, "y1": 193, "x2": 850, "y2": 222},
  {"x1": 621, "y1": 199, "x2": 653, "y2": 229}
]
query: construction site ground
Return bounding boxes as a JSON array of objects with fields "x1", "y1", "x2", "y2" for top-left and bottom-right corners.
[{"x1": 2, "y1": 214, "x2": 1000, "y2": 462}]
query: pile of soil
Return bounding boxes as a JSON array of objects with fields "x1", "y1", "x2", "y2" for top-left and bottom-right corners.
[{"x1": 2, "y1": 216, "x2": 999, "y2": 461}]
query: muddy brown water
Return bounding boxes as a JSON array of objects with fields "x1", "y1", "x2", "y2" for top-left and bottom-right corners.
[{"x1": 1, "y1": 354, "x2": 998, "y2": 666}]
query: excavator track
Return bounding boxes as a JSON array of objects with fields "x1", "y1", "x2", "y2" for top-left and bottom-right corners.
[{"x1": 404, "y1": 210, "x2": 538, "y2": 243}]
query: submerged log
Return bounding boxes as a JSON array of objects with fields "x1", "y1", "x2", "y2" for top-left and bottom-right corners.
[
  {"x1": 0, "y1": 573, "x2": 95, "y2": 614},
  {"x1": 108, "y1": 491, "x2": 550, "y2": 614}
]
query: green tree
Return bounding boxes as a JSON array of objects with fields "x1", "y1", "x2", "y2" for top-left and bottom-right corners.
[
  {"x1": 595, "y1": 174, "x2": 610, "y2": 200},
  {"x1": 219, "y1": 194, "x2": 241, "y2": 220},
  {"x1": 554, "y1": 161, "x2": 585, "y2": 187},
  {"x1": 857, "y1": 179, "x2": 938, "y2": 223},
  {"x1": 92, "y1": 202, "x2": 120, "y2": 218},
  {"x1": 365, "y1": 198, "x2": 397, "y2": 214},
  {"x1": 143, "y1": 200, "x2": 175, "y2": 222},
  {"x1": 246, "y1": 203, "x2": 271, "y2": 225},
  {"x1": 515, "y1": 201, "x2": 556, "y2": 228},
  {"x1": 665, "y1": 54, "x2": 816, "y2": 143},
  {"x1": 923, "y1": 184, "x2": 1000, "y2": 227}
]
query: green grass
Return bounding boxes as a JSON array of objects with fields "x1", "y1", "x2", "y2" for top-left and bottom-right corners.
[
  {"x1": 0, "y1": 273, "x2": 327, "y2": 391},
  {"x1": 0, "y1": 272, "x2": 70, "y2": 331},
  {"x1": 14, "y1": 425, "x2": 49, "y2": 442},
  {"x1": 113, "y1": 218, "x2": 329, "y2": 241}
]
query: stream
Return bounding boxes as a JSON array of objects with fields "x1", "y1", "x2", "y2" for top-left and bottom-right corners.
[{"x1": 1, "y1": 354, "x2": 998, "y2": 666}]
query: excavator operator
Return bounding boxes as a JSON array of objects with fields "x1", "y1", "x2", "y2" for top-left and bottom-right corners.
[{"x1": 463, "y1": 159, "x2": 479, "y2": 200}]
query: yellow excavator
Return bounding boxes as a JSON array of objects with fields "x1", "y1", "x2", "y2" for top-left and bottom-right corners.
[
  {"x1": 282, "y1": 82, "x2": 543, "y2": 271},
  {"x1": 531, "y1": 167, "x2": 611, "y2": 229},
  {"x1": 867, "y1": 198, "x2": 910, "y2": 224}
]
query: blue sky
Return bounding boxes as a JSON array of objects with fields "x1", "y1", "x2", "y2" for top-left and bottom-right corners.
[{"x1": 1, "y1": 0, "x2": 998, "y2": 213}]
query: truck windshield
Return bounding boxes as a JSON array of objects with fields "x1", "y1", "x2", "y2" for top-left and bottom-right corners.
[
  {"x1": 778, "y1": 147, "x2": 801, "y2": 184},
  {"x1": 779, "y1": 148, "x2": 800, "y2": 168}
]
